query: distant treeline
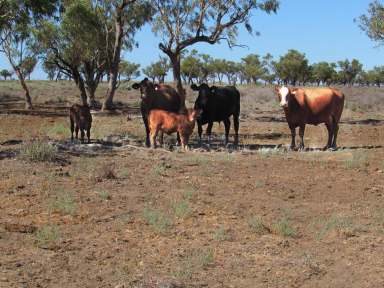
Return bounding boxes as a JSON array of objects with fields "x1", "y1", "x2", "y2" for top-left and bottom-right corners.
[{"x1": 135, "y1": 49, "x2": 384, "y2": 87}]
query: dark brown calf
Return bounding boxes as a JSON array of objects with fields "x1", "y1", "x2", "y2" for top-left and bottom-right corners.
[
  {"x1": 148, "y1": 109, "x2": 199, "y2": 150},
  {"x1": 69, "y1": 104, "x2": 92, "y2": 143}
]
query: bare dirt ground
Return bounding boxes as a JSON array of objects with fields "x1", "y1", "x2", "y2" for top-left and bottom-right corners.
[{"x1": 1, "y1": 81, "x2": 384, "y2": 288}]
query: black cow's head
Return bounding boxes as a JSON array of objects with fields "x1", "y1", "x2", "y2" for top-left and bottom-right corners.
[
  {"x1": 132, "y1": 78, "x2": 160, "y2": 100},
  {"x1": 191, "y1": 83, "x2": 217, "y2": 114}
]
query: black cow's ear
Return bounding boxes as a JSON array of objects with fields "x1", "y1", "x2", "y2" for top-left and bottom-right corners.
[
  {"x1": 210, "y1": 86, "x2": 217, "y2": 94},
  {"x1": 143, "y1": 77, "x2": 149, "y2": 82},
  {"x1": 132, "y1": 83, "x2": 140, "y2": 90},
  {"x1": 190, "y1": 84, "x2": 199, "y2": 91}
]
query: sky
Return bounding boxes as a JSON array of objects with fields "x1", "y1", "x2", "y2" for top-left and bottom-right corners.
[{"x1": 0, "y1": 0, "x2": 381, "y2": 80}]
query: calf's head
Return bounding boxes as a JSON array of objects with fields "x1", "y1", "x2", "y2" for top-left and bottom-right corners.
[
  {"x1": 191, "y1": 83, "x2": 216, "y2": 117},
  {"x1": 132, "y1": 78, "x2": 160, "y2": 101},
  {"x1": 275, "y1": 86, "x2": 297, "y2": 108},
  {"x1": 186, "y1": 108, "x2": 202, "y2": 122}
]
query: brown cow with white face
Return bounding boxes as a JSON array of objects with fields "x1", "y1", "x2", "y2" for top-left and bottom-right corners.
[{"x1": 275, "y1": 86, "x2": 345, "y2": 150}]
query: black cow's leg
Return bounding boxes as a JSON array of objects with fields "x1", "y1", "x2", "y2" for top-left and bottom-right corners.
[
  {"x1": 159, "y1": 131, "x2": 164, "y2": 146},
  {"x1": 75, "y1": 125, "x2": 79, "y2": 140},
  {"x1": 70, "y1": 118, "x2": 74, "y2": 141},
  {"x1": 290, "y1": 126, "x2": 296, "y2": 150},
  {"x1": 298, "y1": 124, "x2": 305, "y2": 150},
  {"x1": 87, "y1": 127, "x2": 91, "y2": 143},
  {"x1": 206, "y1": 122, "x2": 213, "y2": 145},
  {"x1": 233, "y1": 114, "x2": 239, "y2": 146},
  {"x1": 80, "y1": 129, "x2": 85, "y2": 144},
  {"x1": 141, "y1": 110, "x2": 150, "y2": 147},
  {"x1": 197, "y1": 122, "x2": 203, "y2": 145},
  {"x1": 223, "y1": 118, "x2": 231, "y2": 146},
  {"x1": 176, "y1": 132, "x2": 181, "y2": 146}
]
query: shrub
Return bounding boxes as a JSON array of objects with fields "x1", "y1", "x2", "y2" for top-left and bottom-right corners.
[{"x1": 20, "y1": 139, "x2": 57, "y2": 162}]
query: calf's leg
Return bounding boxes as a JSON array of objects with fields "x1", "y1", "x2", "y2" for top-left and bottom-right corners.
[{"x1": 150, "y1": 128, "x2": 158, "y2": 148}]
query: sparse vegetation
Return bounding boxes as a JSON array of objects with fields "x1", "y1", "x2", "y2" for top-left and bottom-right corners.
[
  {"x1": 20, "y1": 139, "x2": 57, "y2": 162},
  {"x1": 97, "y1": 190, "x2": 111, "y2": 201},
  {"x1": 95, "y1": 163, "x2": 117, "y2": 181},
  {"x1": 142, "y1": 207, "x2": 172, "y2": 234},
  {"x1": 35, "y1": 225, "x2": 60, "y2": 248},
  {"x1": 50, "y1": 193, "x2": 77, "y2": 216},
  {"x1": 172, "y1": 199, "x2": 191, "y2": 219},
  {"x1": 272, "y1": 214, "x2": 297, "y2": 237},
  {"x1": 311, "y1": 215, "x2": 363, "y2": 240},
  {"x1": 214, "y1": 225, "x2": 231, "y2": 241},
  {"x1": 344, "y1": 151, "x2": 369, "y2": 169},
  {"x1": 248, "y1": 216, "x2": 270, "y2": 234}
]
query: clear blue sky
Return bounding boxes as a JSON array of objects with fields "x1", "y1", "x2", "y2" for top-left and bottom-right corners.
[{"x1": 1, "y1": 0, "x2": 381, "y2": 80}]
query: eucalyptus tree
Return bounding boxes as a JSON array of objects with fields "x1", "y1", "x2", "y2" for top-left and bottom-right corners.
[
  {"x1": 0, "y1": 0, "x2": 57, "y2": 109},
  {"x1": 151, "y1": 0, "x2": 279, "y2": 106},
  {"x1": 358, "y1": 1, "x2": 384, "y2": 45},
  {"x1": 119, "y1": 60, "x2": 140, "y2": 82},
  {"x1": 36, "y1": 1, "x2": 108, "y2": 106},
  {"x1": 0, "y1": 69, "x2": 12, "y2": 80},
  {"x1": 100, "y1": 0, "x2": 153, "y2": 110}
]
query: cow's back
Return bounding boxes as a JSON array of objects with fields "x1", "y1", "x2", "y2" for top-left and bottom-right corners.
[
  {"x1": 205, "y1": 86, "x2": 240, "y2": 122},
  {"x1": 146, "y1": 85, "x2": 182, "y2": 113},
  {"x1": 292, "y1": 88, "x2": 344, "y2": 124}
]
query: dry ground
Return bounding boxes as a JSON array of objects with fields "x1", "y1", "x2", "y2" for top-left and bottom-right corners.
[{"x1": 1, "y1": 81, "x2": 384, "y2": 288}]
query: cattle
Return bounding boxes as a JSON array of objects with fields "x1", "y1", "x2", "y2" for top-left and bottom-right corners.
[
  {"x1": 148, "y1": 109, "x2": 200, "y2": 150},
  {"x1": 275, "y1": 86, "x2": 345, "y2": 150},
  {"x1": 191, "y1": 83, "x2": 240, "y2": 146},
  {"x1": 132, "y1": 78, "x2": 185, "y2": 147},
  {"x1": 69, "y1": 104, "x2": 92, "y2": 143}
]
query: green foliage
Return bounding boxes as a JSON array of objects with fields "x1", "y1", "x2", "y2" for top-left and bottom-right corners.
[
  {"x1": 0, "y1": 69, "x2": 12, "y2": 80},
  {"x1": 51, "y1": 193, "x2": 77, "y2": 216},
  {"x1": 142, "y1": 207, "x2": 172, "y2": 235},
  {"x1": 272, "y1": 214, "x2": 297, "y2": 237},
  {"x1": 274, "y1": 49, "x2": 309, "y2": 86},
  {"x1": 119, "y1": 60, "x2": 140, "y2": 82},
  {"x1": 358, "y1": 1, "x2": 384, "y2": 45},
  {"x1": 248, "y1": 216, "x2": 269, "y2": 234},
  {"x1": 20, "y1": 139, "x2": 57, "y2": 162},
  {"x1": 172, "y1": 199, "x2": 191, "y2": 219},
  {"x1": 312, "y1": 61, "x2": 337, "y2": 85},
  {"x1": 142, "y1": 57, "x2": 169, "y2": 83},
  {"x1": 241, "y1": 54, "x2": 267, "y2": 84},
  {"x1": 35, "y1": 224, "x2": 60, "y2": 248}
]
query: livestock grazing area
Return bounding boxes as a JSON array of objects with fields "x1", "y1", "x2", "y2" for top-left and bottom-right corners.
[{"x1": 1, "y1": 80, "x2": 384, "y2": 288}]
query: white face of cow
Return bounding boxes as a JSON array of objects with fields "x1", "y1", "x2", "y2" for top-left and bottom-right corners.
[{"x1": 279, "y1": 86, "x2": 289, "y2": 108}]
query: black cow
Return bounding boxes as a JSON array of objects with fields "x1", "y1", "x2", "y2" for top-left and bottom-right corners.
[{"x1": 191, "y1": 83, "x2": 240, "y2": 146}]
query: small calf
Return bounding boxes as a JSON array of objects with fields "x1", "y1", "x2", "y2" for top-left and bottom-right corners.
[
  {"x1": 69, "y1": 104, "x2": 92, "y2": 143},
  {"x1": 148, "y1": 109, "x2": 199, "y2": 150}
]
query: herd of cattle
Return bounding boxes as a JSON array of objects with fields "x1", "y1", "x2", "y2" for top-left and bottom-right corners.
[{"x1": 69, "y1": 77, "x2": 345, "y2": 150}]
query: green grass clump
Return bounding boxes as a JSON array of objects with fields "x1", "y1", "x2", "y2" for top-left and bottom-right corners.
[
  {"x1": 248, "y1": 216, "x2": 270, "y2": 235},
  {"x1": 142, "y1": 207, "x2": 172, "y2": 234},
  {"x1": 344, "y1": 151, "x2": 369, "y2": 169},
  {"x1": 20, "y1": 139, "x2": 57, "y2": 162},
  {"x1": 272, "y1": 215, "x2": 297, "y2": 237},
  {"x1": 51, "y1": 194, "x2": 77, "y2": 215},
  {"x1": 172, "y1": 199, "x2": 191, "y2": 219},
  {"x1": 35, "y1": 225, "x2": 60, "y2": 248}
]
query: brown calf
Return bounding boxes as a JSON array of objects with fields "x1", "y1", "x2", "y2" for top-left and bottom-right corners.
[
  {"x1": 69, "y1": 104, "x2": 92, "y2": 143},
  {"x1": 148, "y1": 109, "x2": 199, "y2": 150}
]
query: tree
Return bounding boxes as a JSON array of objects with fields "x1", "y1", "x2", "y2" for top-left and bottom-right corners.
[
  {"x1": 37, "y1": 1, "x2": 109, "y2": 107},
  {"x1": 119, "y1": 60, "x2": 140, "y2": 82},
  {"x1": 142, "y1": 57, "x2": 169, "y2": 83},
  {"x1": 0, "y1": 69, "x2": 12, "y2": 80},
  {"x1": 101, "y1": 0, "x2": 153, "y2": 111},
  {"x1": 358, "y1": 1, "x2": 384, "y2": 45},
  {"x1": 151, "y1": 0, "x2": 279, "y2": 108},
  {"x1": 42, "y1": 55, "x2": 59, "y2": 81},
  {"x1": 241, "y1": 54, "x2": 266, "y2": 84},
  {"x1": 312, "y1": 62, "x2": 337, "y2": 86},
  {"x1": 0, "y1": 0, "x2": 57, "y2": 109},
  {"x1": 337, "y1": 59, "x2": 363, "y2": 86},
  {"x1": 274, "y1": 49, "x2": 309, "y2": 86},
  {"x1": 181, "y1": 50, "x2": 201, "y2": 84}
]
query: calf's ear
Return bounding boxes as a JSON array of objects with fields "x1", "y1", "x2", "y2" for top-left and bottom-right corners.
[
  {"x1": 274, "y1": 85, "x2": 280, "y2": 93},
  {"x1": 132, "y1": 83, "x2": 140, "y2": 90},
  {"x1": 190, "y1": 84, "x2": 199, "y2": 91}
]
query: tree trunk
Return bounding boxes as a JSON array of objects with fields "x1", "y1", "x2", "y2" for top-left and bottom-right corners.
[
  {"x1": 169, "y1": 53, "x2": 186, "y2": 110},
  {"x1": 72, "y1": 68, "x2": 88, "y2": 106},
  {"x1": 14, "y1": 68, "x2": 33, "y2": 110},
  {"x1": 102, "y1": 6, "x2": 124, "y2": 111}
]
